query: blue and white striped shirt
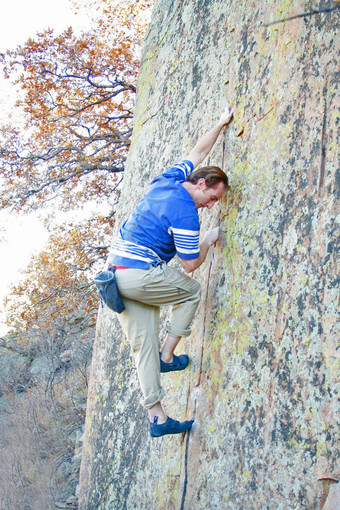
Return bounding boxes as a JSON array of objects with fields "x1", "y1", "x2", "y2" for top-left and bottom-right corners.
[{"x1": 109, "y1": 160, "x2": 200, "y2": 269}]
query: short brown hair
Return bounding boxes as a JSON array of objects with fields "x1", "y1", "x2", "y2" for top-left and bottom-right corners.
[{"x1": 186, "y1": 166, "x2": 229, "y2": 190}]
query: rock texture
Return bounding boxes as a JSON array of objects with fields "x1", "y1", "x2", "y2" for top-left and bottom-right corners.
[{"x1": 79, "y1": 1, "x2": 339, "y2": 509}]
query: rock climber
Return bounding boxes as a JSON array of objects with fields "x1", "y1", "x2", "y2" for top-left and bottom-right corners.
[{"x1": 108, "y1": 105, "x2": 233, "y2": 437}]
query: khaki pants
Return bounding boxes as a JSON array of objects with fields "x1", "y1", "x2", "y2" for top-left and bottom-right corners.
[{"x1": 115, "y1": 263, "x2": 201, "y2": 409}]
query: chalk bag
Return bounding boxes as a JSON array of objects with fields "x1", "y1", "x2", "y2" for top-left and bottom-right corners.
[{"x1": 94, "y1": 268, "x2": 125, "y2": 313}]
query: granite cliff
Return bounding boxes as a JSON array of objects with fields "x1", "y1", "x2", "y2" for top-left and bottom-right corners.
[{"x1": 79, "y1": 1, "x2": 339, "y2": 508}]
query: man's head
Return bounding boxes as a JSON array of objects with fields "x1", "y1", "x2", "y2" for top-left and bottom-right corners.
[{"x1": 184, "y1": 166, "x2": 229, "y2": 209}]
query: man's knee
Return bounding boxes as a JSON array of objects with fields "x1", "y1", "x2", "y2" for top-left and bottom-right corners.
[{"x1": 192, "y1": 279, "x2": 201, "y2": 302}]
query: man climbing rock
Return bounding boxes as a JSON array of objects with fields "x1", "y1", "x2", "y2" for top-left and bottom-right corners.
[{"x1": 108, "y1": 106, "x2": 233, "y2": 437}]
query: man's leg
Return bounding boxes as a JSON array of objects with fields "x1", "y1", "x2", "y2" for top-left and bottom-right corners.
[
  {"x1": 160, "y1": 335, "x2": 181, "y2": 363},
  {"x1": 116, "y1": 263, "x2": 201, "y2": 359},
  {"x1": 117, "y1": 295, "x2": 193, "y2": 436},
  {"x1": 117, "y1": 296, "x2": 165, "y2": 410},
  {"x1": 156, "y1": 264, "x2": 201, "y2": 363},
  {"x1": 147, "y1": 401, "x2": 167, "y2": 424},
  {"x1": 115, "y1": 265, "x2": 200, "y2": 435},
  {"x1": 117, "y1": 262, "x2": 200, "y2": 321}
]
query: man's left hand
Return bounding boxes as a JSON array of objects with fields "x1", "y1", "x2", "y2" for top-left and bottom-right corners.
[
  {"x1": 219, "y1": 105, "x2": 234, "y2": 126},
  {"x1": 203, "y1": 226, "x2": 221, "y2": 247}
]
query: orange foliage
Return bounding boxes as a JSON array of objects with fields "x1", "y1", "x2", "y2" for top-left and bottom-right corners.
[
  {"x1": 0, "y1": 0, "x2": 152, "y2": 211},
  {"x1": 1, "y1": 0, "x2": 153, "y2": 340},
  {"x1": 4, "y1": 216, "x2": 113, "y2": 338}
]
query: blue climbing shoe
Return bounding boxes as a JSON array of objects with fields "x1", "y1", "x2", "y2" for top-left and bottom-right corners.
[
  {"x1": 149, "y1": 416, "x2": 194, "y2": 437},
  {"x1": 159, "y1": 352, "x2": 189, "y2": 373}
]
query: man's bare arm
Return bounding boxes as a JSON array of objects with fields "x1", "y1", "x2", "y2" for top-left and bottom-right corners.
[
  {"x1": 187, "y1": 106, "x2": 233, "y2": 169},
  {"x1": 181, "y1": 227, "x2": 220, "y2": 273}
]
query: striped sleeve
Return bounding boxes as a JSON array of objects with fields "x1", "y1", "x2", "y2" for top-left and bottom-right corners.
[
  {"x1": 169, "y1": 226, "x2": 200, "y2": 259},
  {"x1": 161, "y1": 160, "x2": 194, "y2": 183}
]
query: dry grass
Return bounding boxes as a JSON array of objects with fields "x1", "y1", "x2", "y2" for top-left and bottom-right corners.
[{"x1": 0, "y1": 364, "x2": 88, "y2": 510}]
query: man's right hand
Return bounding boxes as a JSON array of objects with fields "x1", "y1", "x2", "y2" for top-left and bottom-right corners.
[{"x1": 203, "y1": 227, "x2": 221, "y2": 247}]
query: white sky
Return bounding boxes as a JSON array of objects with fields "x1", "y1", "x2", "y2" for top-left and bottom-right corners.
[
  {"x1": 0, "y1": 0, "x2": 93, "y2": 335},
  {"x1": 0, "y1": 0, "x2": 91, "y2": 52}
]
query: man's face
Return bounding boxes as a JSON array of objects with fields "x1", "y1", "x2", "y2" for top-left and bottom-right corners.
[{"x1": 193, "y1": 179, "x2": 225, "y2": 209}]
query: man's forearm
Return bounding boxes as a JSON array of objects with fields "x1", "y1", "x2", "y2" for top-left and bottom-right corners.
[
  {"x1": 187, "y1": 106, "x2": 233, "y2": 168},
  {"x1": 181, "y1": 227, "x2": 220, "y2": 273},
  {"x1": 180, "y1": 239, "x2": 212, "y2": 273},
  {"x1": 188, "y1": 122, "x2": 226, "y2": 167}
]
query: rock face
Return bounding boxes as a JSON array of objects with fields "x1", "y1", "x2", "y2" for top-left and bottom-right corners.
[{"x1": 79, "y1": 1, "x2": 339, "y2": 509}]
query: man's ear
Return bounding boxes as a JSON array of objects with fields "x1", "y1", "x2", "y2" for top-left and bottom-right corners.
[{"x1": 197, "y1": 178, "x2": 206, "y2": 189}]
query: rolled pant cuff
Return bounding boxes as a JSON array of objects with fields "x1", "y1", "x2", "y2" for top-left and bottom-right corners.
[
  {"x1": 142, "y1": 388, "x2": 166, "y2": 409},
  {"x1": 166, "y1": 325, "x2": 191, "y2": 338}
]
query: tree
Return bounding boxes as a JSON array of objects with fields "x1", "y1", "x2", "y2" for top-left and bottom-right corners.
[
  {"x1": 0, "y1": 4, "x2": 153, "y2": 505},
  {"x1": 0, "y1": 0, "x2": 152, "y2": 335},
  {"x1": 0, "y1": 4, "x2": 153, "y2": 504},
  {"x1": 0, "y1": 0, "x2": 152, "y2": 211},
  {"x1": 4, "y1": 220, "x2": 102, "y2": 336}
]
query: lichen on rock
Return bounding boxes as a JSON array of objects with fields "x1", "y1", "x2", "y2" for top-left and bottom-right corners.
[{"x1": 79, "y1": 1, "x2": 339, "y2": 508}]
